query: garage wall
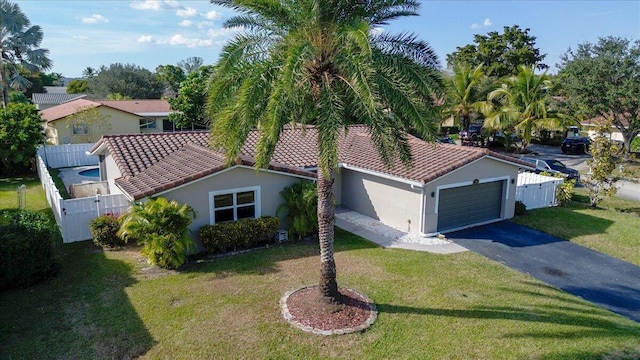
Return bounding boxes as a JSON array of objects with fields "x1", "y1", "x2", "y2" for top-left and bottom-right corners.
[
  {"x1": 341, "y1": 169, "x2": 422, "y2": 234},
  {"x1": 422, "y1": 157, "x2": 520, "y2": 234}
]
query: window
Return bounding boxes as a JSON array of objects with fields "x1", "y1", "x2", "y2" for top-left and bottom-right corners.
[
  {"x1": 139, "y1": 119, "x2": 157, "y2": 129},
  {"x1": 71, "y1": 124, "x2": 88, "y2": 135},
  {"x1": 209, "y1": 187, "x2": 261, "y2": 224}
]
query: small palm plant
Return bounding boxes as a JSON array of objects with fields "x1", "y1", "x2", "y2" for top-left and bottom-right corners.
[
  {"x1": 118, "y1": 197, "x2": 196, "y2": 269},
  {"x1": 277, "y1": 181, "x2": 318, "y2": 240}
]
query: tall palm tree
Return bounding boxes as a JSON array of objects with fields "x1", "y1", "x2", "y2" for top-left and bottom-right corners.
[
  {"x1": 483, "y1": 65, "x2": 565, "y2": 151},
  {"x1": 442, "y1": 63, "x2": 485, "y2": 132},
  {"x1": 207, "y1": 0, "x2": 444, "y2": 303},
  {"x1": 0, "y1": 0, "x2": 52, "y2": 106}
]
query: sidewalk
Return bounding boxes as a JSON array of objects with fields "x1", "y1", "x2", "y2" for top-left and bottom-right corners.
[{"x1": 335, "y1": 208, "x2": 467, "y2": 254}]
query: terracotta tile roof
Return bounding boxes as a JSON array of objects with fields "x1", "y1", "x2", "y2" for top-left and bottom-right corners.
[
  {"x1": 91, "y1": 125, "x2": 532, "y2": 200},
  {"x1": 41, "y1": 98, "x2": 171, "y2": 123},
  {"x1": 98, "y1": 99, "x2": 171, "y2": 115}
]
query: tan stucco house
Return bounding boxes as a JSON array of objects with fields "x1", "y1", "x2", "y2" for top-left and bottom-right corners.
[
  {"x1": 41, "y1": 99, "x2": 173, "y2": 144},
  {"x1": 89, "y1": 126, "x2": 533, "y2": 244}
]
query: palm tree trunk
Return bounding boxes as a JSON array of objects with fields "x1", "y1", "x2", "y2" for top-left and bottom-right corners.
[{"x1": 317, "y1": 169, "x2": 340, "y2": 303}]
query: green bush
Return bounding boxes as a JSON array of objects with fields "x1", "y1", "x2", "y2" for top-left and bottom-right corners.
[
  {"x1": 199, "y1": 216, "x2": 280, "y2": 254},
  {"x1": 276, "y1": 181, "x2": 318, "y2": 240},
  {"x1": 514, "y1": 201, "x2": 527, "y2": 216},
  {"x1": 0, "y1": 209, "x2": 62, "y2": 290},
  {"x1": 89, "y1": 214, "x2": 125, "y2": 249},
  {"x1": 118, "y1": 198, "x2": 195, "y2": 270},
  {"x1": 555, "y1": 179, "x2": 576, "y2": 206}
]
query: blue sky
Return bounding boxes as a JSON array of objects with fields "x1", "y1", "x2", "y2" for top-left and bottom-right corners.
[{"x1": 17, "y1": 0, "x2": 640, "y2": 78}]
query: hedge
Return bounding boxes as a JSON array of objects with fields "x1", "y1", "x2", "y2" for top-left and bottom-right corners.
[{"x1": 199, "y1": 216, "x2": 280, "y2": 253}]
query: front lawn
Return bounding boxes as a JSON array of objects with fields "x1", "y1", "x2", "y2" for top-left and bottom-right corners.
[
  {"x1": 512, "y1": 192, "x2": 640, "y2": 266},
  {"x1": 2, "y1": 228, "x2": 639, "y2": 359}
]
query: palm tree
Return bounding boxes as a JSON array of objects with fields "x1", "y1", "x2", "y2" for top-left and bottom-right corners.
[
  {"x1": 483, "y1": 65, "x2": 565, "y2": 151},
  {"x1": 442, "y1": 63, "x2": 485, "y2": 132},
  {"x1": 0, "y1": 0, "x2": 52, "y2": 106},
  {"x1": 207, "y1": 0, "x2": 444, "y2": 303}
]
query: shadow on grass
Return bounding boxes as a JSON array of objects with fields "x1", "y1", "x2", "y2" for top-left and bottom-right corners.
[
  {"x1": 0, "y1": 241, "x2": 156, "y2": 359},
  {"x1": 512, "y1": 205, "x2": 616, "y2": 239},
  {"x1": 181, "y1": 226, "x2": 377, "y2": 276}
]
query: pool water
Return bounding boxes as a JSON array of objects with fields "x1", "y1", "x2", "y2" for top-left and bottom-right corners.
[{"x1": 79, "y1": 168, "x2": 99, "y2": 178}]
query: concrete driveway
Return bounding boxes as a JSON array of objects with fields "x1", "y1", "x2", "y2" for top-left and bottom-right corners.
[{"x1": 446, "y1": 221, "x2": 640, "y2": 323}]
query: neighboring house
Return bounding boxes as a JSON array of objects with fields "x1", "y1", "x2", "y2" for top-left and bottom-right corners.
[
  {"x1": 32, "y1": 92, "x2": 86, "y2": 110},
  {"x1": 582, "y1": 114, "x2": 639, "y2": 143},
  {"x1": 41, "y1": 98, "x2": 173, "y2": 144},
  {"x1": 89, "y1": 125, "x2": 534, "y2": 245}
]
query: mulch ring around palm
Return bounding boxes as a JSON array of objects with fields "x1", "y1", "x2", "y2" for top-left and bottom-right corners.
[{"x1": 280, "y1": 285, "x2": 377, "y2": 335}]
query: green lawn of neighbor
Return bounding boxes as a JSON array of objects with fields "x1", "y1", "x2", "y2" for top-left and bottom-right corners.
[
  {"x1": 1, "y1": 227, "x2": 639, "y2": 359},
  {"x1": 0, "y1": 174, "x2": 48, "y2": 211}
]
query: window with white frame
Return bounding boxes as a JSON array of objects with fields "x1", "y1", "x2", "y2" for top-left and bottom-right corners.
[
  {"x1": 71, "y1": 124, "x2": 88, "y2": 135},
  {"x1": 139, "y1": 118, "x2": 157, "y2": 129},
  {"x1": 209, "y1": 186, "x2": 260, "y2": 224}
]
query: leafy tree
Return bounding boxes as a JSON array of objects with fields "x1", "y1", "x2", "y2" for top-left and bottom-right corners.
[
  {"x1": 178, "y1": 56, "x2": 204, "y2": 75},
  {"x1": 66, "y1": 79, "x2": 88, "y2": 94},
  {"x1": 583, "y1": 119, "x2": 623, "y2": 208},
  {"x1": 65, "y1": 106, "x2": 112, "y2": 143},
  {"x1": 118, "y1": 197, "x2": 196, "y2": 270},
  {"x1": 556, "y1": 36, "x2": 640, "y2": 154},
  {"x1": 447, "y1": 25, "x2": 547, "y2": 78},
  {"x1": 0, "y1": 103, "x2": 44, "y2": 173},
  {"x1": 481, "y1": 66, "x2": 566, "y2": 151},
  {"x1": 442, "y1": 63, "x2": 486, "y2": 132},
  {"x1": 106, "y1": 93, "x2": 132, "y2": 100},
  {"x1": 8, "y1": 91, "x2": 30, "y2": 104},
  {"x1": 0, "y1": 0, "x2": 52, "y2": 106},
  {"x1": 167, "y1": 65, "x2": 214, "y2": 129},
  {"x1": 86, "y1": 63, "x2": 163, "y2": 99},
  {"x1": 82, "y1": 67, "x2": 96, "y2": 79},
  {"x1": 39, "y1": 72, "x2": 62, "y2": 86},
  {"x1": 155, "y1": 64, "x2": 186, "y2": 96},
  {"x1": 208, "y1": 0, "x2": 444, "y2": 302}
]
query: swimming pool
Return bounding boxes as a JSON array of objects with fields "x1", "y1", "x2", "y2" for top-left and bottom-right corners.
[{"x1": 78, "y1": 168, "x2": 99, "y2": 178}]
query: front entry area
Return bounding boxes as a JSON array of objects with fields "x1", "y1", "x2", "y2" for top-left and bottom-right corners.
[{"x1": 436, "y1": 180, "x2": 504, "y2": 232}]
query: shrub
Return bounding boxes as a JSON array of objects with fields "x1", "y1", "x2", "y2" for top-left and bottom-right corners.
[
  {"x1": 276, "y1": 181, "x2": 318, "y2": 240},
  {"x1": 118, "y1": 198, "x2": 195, "y2": 270},
  {"x1": 555, "y1": 179, "x2": 576, "y2": 206},
  {"x1": 199, "y1": 216, "x2": 280, "y2": 254},
  {"x1": 514, "y1": 201, "x2": 527, "y2": 216},
  {"x1": 89, "y1": 214, "x2": 125, "y2": 249},
  {"x1": 0, "y1": 209, "x2": 62, "y2": 290}
]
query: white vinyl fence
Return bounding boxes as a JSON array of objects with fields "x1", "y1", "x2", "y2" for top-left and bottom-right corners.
[
  {"x1": 36, "y1": 147, "x2": 131, "y2": 243},
  {"x1": 39, "y1": 143, "x2": 98, "y2": 169},
  {"x1": 515, "y1": 172, "x2": 564, "y2": 210}
]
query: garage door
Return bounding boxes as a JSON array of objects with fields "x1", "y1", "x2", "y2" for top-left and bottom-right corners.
[{"x1": 437, "y1": 180, "x2": 504, "y2": 232}]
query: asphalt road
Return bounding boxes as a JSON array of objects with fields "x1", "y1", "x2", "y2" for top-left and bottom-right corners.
[
  {"x1": 525, "y1": 144, "x2": 639, "y2": 202},
  {"x1": 447, "y1": 221, "x2": 640, "y2": 323}
]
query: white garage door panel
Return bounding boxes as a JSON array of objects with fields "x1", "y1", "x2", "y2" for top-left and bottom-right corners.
[{"x1": 437, "y1": 180, "x2": 503, "y2": 231}]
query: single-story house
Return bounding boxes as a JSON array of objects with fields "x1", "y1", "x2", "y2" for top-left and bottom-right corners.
[
  {"x1": 41, "y1": 99, "x2": 179, "y2": 145},
  {"x1": 89, "y1": 125, "x2": 534, "y2": 245},
  {"x1": 582, "y1": 113, "x2": 639, "y2": 144},
  {"x1": 32, "y1": 92, "x2": 87, "y2": 111}
]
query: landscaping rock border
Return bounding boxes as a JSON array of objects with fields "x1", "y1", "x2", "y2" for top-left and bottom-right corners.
[{"x1": 280, "y1": 284, "x2": 377, "y2": 335}]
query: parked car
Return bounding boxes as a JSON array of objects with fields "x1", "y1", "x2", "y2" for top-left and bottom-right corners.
[
  {"x1": 437, "y1": 135, "x2": 456, "y2": 144},
  {"x1": 561, "y1": 136, "x2": 591, "y2": 154},
  {"x1": 519, "y1": 156, "x2": 580, "y2": 182},
  {"x1": 459, "y1": 124, "x2": 485, "y2": 146}
]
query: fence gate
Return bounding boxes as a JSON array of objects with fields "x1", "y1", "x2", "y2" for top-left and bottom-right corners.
[{"x1": 61, "y1": 194, "x2": 131, "y2": 243}]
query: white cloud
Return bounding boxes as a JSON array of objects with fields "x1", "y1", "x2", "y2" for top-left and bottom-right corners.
[
  {"x1": 197, "y1": 21, "x2": 213, "y2": 29},
  {"x1": 82, "y1": 14, "x2": 108, "y2": 24},
  {"x1": 163, "y1": 0, "x2": 180, "y2": 7},
  {"x1": 130, "y1": 0, "x2": 163, "y2": 11},
  {"x1": 204, "y1": 10, "x2": 222, "y2": 20},
  {"x1": 176, "y1": 7, "x2": 197, "y2": 17},
  {"x1": 137, "y1": 35, "x2": 154, "y2": 43},
  {"x1": 471, "y1": 18, "x2": 492, "y2": 29},
  {"x1": 179, "y1": 20, "x2": 193, "y2": 27},
  {"x1": 73, "y1": 35, "x2": 89, "y2": 41},
  {"x1": 167, "y1": 34, "x2": 213, "y2": 48}
]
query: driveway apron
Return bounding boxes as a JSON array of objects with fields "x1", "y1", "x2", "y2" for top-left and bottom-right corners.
[{"x1": 446, "y1": 221, "x2": 640, "y2": 323}]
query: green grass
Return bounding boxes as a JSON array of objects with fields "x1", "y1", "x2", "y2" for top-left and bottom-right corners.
[
  {"x1": 513, "y1": 190, "x2": 640, "y2": 266},
  {"x1": 0, "y1": 174, "x2": 48, "y2": 211},
  {"x1": 48, "y1": 168, "x2": 72, "y2": 199},
  {"x1": 2, "y1": 228, "x2": 639, "y2": 359}
]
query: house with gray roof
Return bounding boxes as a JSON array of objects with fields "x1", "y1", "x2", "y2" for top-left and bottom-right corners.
[{"x1": 89, "y1": 125, "x2": 533, "y2": 244}]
